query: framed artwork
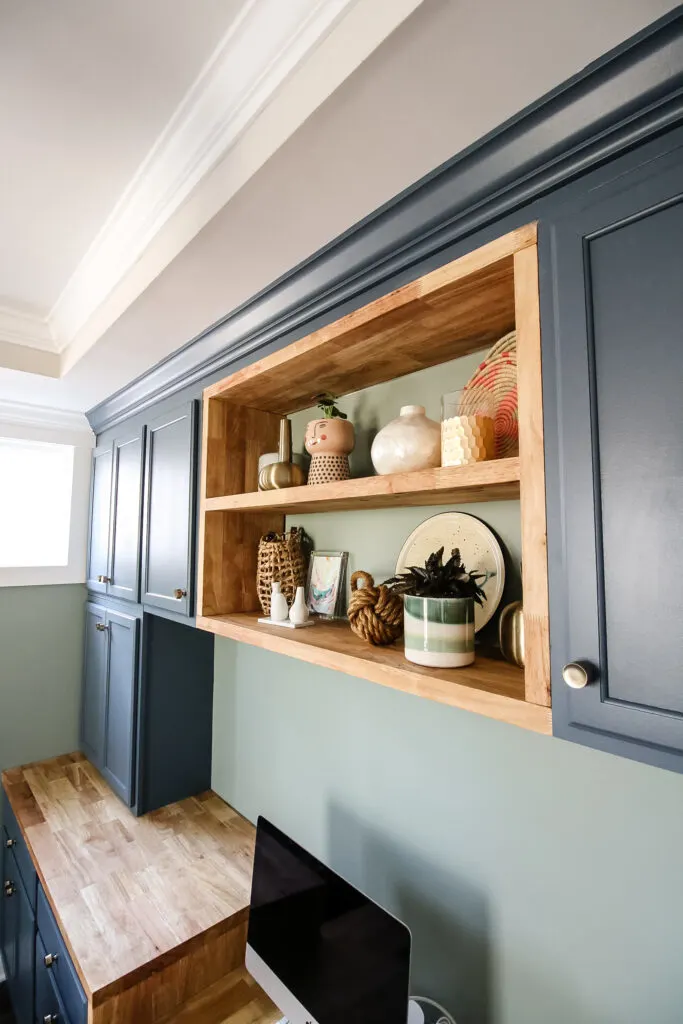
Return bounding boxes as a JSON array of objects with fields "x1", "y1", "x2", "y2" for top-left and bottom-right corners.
[{"x1": 306, "y1": 551, "x2": 348, "y2": 618}]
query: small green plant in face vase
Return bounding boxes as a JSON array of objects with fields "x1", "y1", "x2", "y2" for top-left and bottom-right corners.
[
  {"x1": 384, "y1": 547, "x2": 487, "y2": 668},
  {"x1": 304, "y1": 393, "x2": 355, "y2": 486}
]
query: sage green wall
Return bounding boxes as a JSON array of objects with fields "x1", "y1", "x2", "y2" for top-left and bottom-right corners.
[
  {"x1": 211, "y1": 357, "x2": 683, "y2": 1022},
  {"x1": 212, "y1": 645, "x2": 683, "y2": 1024},
  {"x1": 0, "y1": 585, "x2": 85, "y2": 775}
]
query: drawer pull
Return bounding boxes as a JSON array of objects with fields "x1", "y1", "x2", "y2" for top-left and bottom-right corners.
[
  {"x1": 44, "y1": 1015, "x2": 59, "y2": 1023},
  {"x1": 44, "y1": 952, "x2": 59, "y2": 968},
  {"x1": 4, "y1": 837, "x2": 16, "y2": 848},
  {"x1": 173, "y1": 588, "x2": 187, "y2": 599}
]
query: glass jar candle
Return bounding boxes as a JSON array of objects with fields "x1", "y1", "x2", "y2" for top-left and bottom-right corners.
[{"x1": 441, "y1": 389, "x2": 495, "y2": 467}]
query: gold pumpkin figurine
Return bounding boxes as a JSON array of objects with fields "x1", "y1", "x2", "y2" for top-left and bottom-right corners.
[{"x1": 498, "y1": 600, "x2": 525, "y2": 667}]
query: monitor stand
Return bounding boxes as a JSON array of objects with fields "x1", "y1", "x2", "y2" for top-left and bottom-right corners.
[{"x1": 408, "y1": 999, "x2": 425, "y2": 1024}]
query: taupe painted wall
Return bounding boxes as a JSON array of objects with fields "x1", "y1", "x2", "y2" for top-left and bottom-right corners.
[{"x1": 0, "y1": 584, "x2": 84, "y2": 775}]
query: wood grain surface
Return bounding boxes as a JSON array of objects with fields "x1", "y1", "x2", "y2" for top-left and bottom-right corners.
[
  {"x1": 204, "y1": 457, "x2": 520, "y2": 514},
  {"x1": 197, "y1": 614, "x2": 552, "y2": 735},
  {"x1": 1, "y1": 754, "x2": 256, "y2": 1006},
  {"x1": 161, "y1": 967, "x2": 279, "y2": 1024},
  {"x1": 205, "y1": 225, "x2": 536, "y2": 411}
]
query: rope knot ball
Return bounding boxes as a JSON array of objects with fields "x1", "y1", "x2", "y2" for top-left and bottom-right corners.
[{"x1": 347, "y1": 570, "x2": 404, "y2": 646}]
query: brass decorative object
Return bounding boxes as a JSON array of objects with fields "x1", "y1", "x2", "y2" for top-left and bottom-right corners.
[
  {"x1": 498, "y1": 600, "x2": 525, "y2": 667},
  {"x1": 258, "y1": 418, "x2": 306, "y2": 490},
  {"x1": 347, "y1": 570, "x2": 403, "y2": 646},
  {"x1": 257, "y1": 527, "x2": 308, "y2": 616}
]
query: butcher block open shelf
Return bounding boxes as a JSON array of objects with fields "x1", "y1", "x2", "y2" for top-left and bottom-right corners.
[
  {"x1": 197, "y1": 613, "x2": 551, "y2": 735},
  {"x1": 196, "y1": 223, "x2": 551, "y2": 731},
  {"x1": 204, "y1": 457, "x2": 520, "y2": 514}
]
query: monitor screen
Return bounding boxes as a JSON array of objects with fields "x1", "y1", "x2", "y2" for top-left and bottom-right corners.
[{"x1": 247, "y1": 817, "x2": 412, "y2": 1024}]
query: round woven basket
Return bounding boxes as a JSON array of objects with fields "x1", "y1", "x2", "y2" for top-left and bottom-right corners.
[{"x1": 460, "y1": 330, "x2": 518, "y2": 457}]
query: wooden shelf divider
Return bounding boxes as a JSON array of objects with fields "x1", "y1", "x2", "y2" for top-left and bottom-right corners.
[
  {"x1": 205, "y1": 458, "x2": 520, "y2": 514},
  {"x1": 197, "y1": 613, "x2": 551, "y2": 735}
]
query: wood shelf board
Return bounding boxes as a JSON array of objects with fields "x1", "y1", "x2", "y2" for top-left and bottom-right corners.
[
  {"x1": 204, "y1": 458, "x2": 521, "y2": 514},
  {"x1": 197, "y1": 613, "x2": 552, "y2": 735},
  {"x1": 205, "y1": 225, "x2": 536, "y2": 413}
]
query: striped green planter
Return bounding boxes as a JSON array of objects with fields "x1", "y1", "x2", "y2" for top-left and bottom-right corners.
[{"x1": 404, "y1": 595, "x2": 475, "y2": 668}]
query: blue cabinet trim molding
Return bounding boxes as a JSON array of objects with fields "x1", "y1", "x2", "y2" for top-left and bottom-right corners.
[{"x1": 87, "y1": 7, "x2": 683, "y2": 433}]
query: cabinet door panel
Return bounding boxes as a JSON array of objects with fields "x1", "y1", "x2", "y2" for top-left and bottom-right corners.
[
  {"x1": 1, "y1": 849, "x2": 34, "y2": 1024},
  {"x1": 546, "y1": 142, "x2": 683, "y2": 770},
  {"x1": 109, "y1": 429, "x2": 145, "y2": 602},
  {"x1": 86, "y1": 445, "x2": 113, "y2": 593},
  {"x1": 80, "y1": 602, "x2": 108, "y2": 770},
  {"x1": 141, "y1": 402, "x2": 196, "y2": 616},
  {"x1": 102, "y1": 610, "x2": 139, "y2": 807}
]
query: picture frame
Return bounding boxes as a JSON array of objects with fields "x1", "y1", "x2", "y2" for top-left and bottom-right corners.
[{"x1": 306, "y1": 550, "x2": 349, "y2": 618}]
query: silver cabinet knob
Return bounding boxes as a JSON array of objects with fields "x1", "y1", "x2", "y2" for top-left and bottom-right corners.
[
  {"x1": 562, "y1": 662, "x2": 593, "y2": 689},
  {"x1": 44, "y1": 952, "x2": 59, "y2": 968},
  {"x1": 44, "y1": 1015, "x2": 59, "y2": 1023},
  {"x1": 96, "y1": 574, "x2": 111, "y2": 584},
  {"x1": 3, "y1": 881, "x2": 16, "y2": 897},
  {"x1": 5, "y1": 837, "x2": 16, "y2": 848},
  {"x1": 173, "y1": 588, "x2": 187, "y2": 599},
  {"x1": 95, "y1": 622, "x2": 109, "y2": 632}
]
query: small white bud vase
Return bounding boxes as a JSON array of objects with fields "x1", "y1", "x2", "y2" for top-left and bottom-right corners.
[
  {"x1": 370, "y1": 405, "x2": 441, "y2": 475},
  {"x1": 270, "y1": 582, "x2": 289, "y2": 622},
  {"x1": 289, "y1": 586, "x2": 310, "y2": 624}
]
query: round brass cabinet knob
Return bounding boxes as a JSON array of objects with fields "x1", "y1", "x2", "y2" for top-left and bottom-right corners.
[
  {"x1": 44, "y1": 952, "x2": 59, "y2": 968},
  {"x1": 174, "y1": 588, "x2": 187, "y2": 600},
  {"x1": 562, "y1": 662, "x2": 593, "y2": 689}
]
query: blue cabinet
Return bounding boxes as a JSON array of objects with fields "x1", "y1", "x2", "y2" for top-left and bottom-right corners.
[
  {"x1": 544, "y1": 141, "x2": 683, "y2": 772},
  {"x1": 85, "y1": 430, "x2": 145, "y2": 602},
  {"x1": 80, "y1": 604, "x2": 140, "y2": 805},
  {"x1": 141, "y1": 401, "x2": 197, "y2": 616},
  {"x1": 1, "y1": 847, "x2": 34, "y2": 1024}
]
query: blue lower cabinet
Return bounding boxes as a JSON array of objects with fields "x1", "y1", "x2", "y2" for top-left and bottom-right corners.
[
  {"x1": 36, "y1": 932, "x2": 71, "y2": 1024},
  {"x1": 0, "y1": 849, "x2": 34, "y2": 1024},
  {"x1": 2, "y1": 791, "x2": 37, "y2": 911},
  {"x1": 36, "y1": 887, "x2": 87, "y2": 1024}
]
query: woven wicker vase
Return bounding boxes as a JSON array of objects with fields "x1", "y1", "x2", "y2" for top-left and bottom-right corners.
[{"x1": 257, "y1": 528, "x2": 307, "y2": 616}]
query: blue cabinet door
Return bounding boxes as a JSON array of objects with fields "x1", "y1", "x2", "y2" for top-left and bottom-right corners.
[
  {"x1": 80, "y1": 602, "x2": 108, "y2": 770},
  {"x1": 0, "y1": 848, "x2": 34, "y2": 1024},
  {"x1": 86, "y1": 444, "x2": 113, "y2": 594},
  {"x1": 544, "y1": 140, "x2": 683, "y2": 772},
  {"x1": 108, "y1": 429, "x2": 145, "y2": 602},
  {"x1": 141, "y1": 401, "x2": 197, "y2": 616},
  {"x1": 102, "y1": 610, "x2": 139, "y2": 806}
]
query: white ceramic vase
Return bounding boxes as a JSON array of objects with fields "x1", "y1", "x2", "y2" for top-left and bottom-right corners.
[
  {"x1": 270, "y1": 582, "x2": 289, "y2": 621},
  {"x1": 289, "y1": 586, "x2": 310, "y2": 624},
  {"x1": 370, "y1": 405, "x2": 441, "y2": 475}
]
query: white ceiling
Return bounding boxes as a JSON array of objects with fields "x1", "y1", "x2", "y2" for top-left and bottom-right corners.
[
  {"x1": 0, "y1": 0, "x2": 676, "y2": 421},
  {"x1": 0, "y1": 0, "x2": 245, "y2": 312}
]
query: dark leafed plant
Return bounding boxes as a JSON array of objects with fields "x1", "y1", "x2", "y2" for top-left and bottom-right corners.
[
  {"x1": 384, "y1": 547, "x2": 487, "y2": 605},
  {"x1": 316, "y1": 393, "x2": 348, "y2": 419}
]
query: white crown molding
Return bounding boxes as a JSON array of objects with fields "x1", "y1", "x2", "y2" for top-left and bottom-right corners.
[
  {"x1": 0, "y1": 304, "x2": 57, "y2": 352},
  {"x1": 0, "y1": 398, "x2": 93, "y2": 442},
  {"x1": 50, "y1": 0, "x2": 360, "y2": 350}
]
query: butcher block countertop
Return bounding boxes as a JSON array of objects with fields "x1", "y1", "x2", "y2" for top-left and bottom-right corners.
[{"x1": 2, "y1": 753, "x2": 262, "y2": 1019}]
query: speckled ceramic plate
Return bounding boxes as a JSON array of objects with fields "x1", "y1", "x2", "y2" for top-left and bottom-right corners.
[{"x1": 395, "y1": 511, "x2": 506, "y2": 632}]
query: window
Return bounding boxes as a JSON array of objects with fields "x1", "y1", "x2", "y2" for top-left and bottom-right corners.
[{"x1": 0, "y1": 437, "x2": 75, "y2": 567}]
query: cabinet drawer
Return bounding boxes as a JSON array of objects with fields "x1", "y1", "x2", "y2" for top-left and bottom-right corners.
[
  {"x1": 37, "y1": 887, "x2": 87, "y2": 1024},
  {"x1": 2, "y1": 789, "x2": 37, "y2": 911},
  {"x1": 36, "y1": 932, "x2": 71, "y2": 1024}
]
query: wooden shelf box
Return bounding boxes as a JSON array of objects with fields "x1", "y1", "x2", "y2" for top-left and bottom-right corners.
[{"x1": 196, "y1": 224, "x2": 551, "y2": 734}]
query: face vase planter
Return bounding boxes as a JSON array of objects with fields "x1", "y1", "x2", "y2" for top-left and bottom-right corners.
[
  {"x1": 403, "y1": 595, "x2": 475, "y2": 667},
  {"x1": 305, "y1": 395, "x2": 355, "y2": 485}
]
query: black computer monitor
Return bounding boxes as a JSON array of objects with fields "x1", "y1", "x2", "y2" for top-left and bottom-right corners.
[{"x1": 246, "y1": 816, "x2": 413, "y2": 1024}]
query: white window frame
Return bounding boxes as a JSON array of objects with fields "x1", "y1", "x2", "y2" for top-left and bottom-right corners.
[{"x1": 0, "y1": 412, "x2": 94, "y2": 587}]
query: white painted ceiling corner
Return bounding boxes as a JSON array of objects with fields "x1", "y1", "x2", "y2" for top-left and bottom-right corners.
[
  {"x1": 0, "y1": 398, "x2": 94, "y2": 445},
  {"x1": 0, "y1": 0, "x2": 424, "y2": 385}
]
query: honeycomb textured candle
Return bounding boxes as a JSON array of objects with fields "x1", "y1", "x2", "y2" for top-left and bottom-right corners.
[{"x1": 441, "y1": 414, "x2": 495, "y2": 466}]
